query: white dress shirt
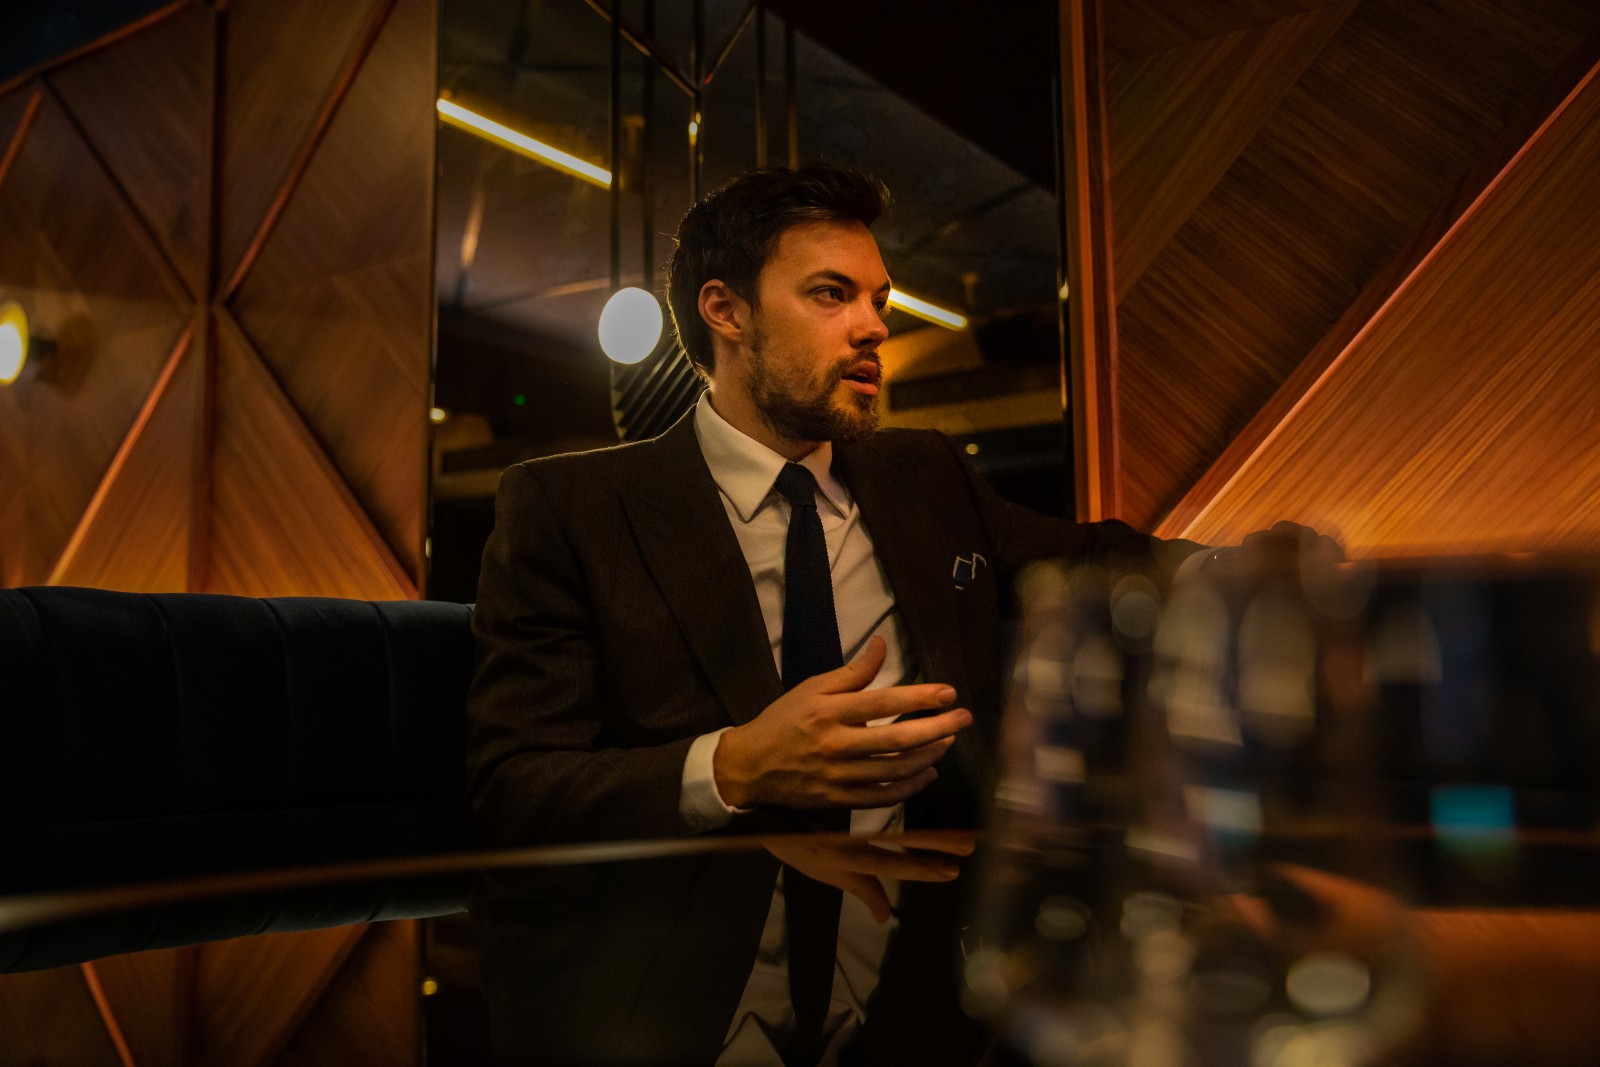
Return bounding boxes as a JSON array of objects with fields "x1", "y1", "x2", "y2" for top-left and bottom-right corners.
[{"x1": 679, "y1": 391, "x2": 916, "y2": 1064}]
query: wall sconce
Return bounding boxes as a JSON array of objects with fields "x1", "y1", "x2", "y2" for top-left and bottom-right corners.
[{"x1": 0, "y1": 300, "x2": 52, "y2": 386}]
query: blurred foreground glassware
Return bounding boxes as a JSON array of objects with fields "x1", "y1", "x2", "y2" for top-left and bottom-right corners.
[{"x1": 964, "y1": 553, "x2": 1459, "y2": 1067}]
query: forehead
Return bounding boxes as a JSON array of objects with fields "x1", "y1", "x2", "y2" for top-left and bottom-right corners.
[{"x1": 763, "y1": 219, "x2": 889, "y2": 285}]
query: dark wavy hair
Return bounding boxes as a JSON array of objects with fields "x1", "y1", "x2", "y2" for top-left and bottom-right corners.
[{"x1": 664, "y1": 164, "x2": 889, "y2": 378}]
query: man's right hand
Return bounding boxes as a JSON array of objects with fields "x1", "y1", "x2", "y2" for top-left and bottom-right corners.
[{"x1": 712, "y1": 636, "x2": 972, "y2": 810}]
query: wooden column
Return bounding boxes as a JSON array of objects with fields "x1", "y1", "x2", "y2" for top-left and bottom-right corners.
[{"x1": 1060, "y1": 0, "x2": 1120, "y2": 521}]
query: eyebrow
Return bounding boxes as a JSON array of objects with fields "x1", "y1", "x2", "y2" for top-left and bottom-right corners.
[{"x1": 803, "y1": 269, "x2": 893, "y2": 295}]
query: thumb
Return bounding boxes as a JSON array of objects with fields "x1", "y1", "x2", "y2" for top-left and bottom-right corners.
[{"x1": 815, "y1": 635, "x2": 887, "y2": 694}]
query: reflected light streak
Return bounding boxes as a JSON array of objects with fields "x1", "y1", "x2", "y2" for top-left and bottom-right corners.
[
  {"x1": 436, "y1": 99, "x2": 612, "y2": 188},
  {"x1": 887, "y1": 288, "x2": 968, "y2": 330}
]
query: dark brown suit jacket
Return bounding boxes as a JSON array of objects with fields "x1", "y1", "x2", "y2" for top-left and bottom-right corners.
[
  {"x1": 465, "y1": 410, "x2": 1187, "y2": 1063},
  {"x1": 466, "y1": 410, "x2": 1172, "y2": 846}
]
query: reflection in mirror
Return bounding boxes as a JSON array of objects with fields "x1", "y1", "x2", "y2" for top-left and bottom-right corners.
[{"x1": 428, "y1": 0, "x2": 1065, "y2": 601}]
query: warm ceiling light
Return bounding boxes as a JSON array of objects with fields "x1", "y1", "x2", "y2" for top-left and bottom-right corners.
[
  {"x1": 0, "y1": 301, "x2": 29, "y2": 385},
  {"x1": 598, "y1": 287, "x2": 664, "y2": 365},
  {"x1": 429, "y1": 407, "x2": 448, "y2": 423},
  {"x1": 887, "y1": 288, "x2": 968, "y2": 330},
  {"x1": 436, "y1": 98, "x2": 612, "y2": 188}
]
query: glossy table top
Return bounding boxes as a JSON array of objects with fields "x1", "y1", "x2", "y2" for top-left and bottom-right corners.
[{"x1": 5, "y1": 819, "x2": 1600, "y2": 1067}]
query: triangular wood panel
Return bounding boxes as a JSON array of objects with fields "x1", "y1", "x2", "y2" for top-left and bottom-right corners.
[
  {"x1": 230, "y1": 0, "x2": 432, "y2": 587},
  {"x1": 1111, "y1": 0, "x2": 1600, "y2": 529},
  {"x1": 192, "y1": 926, "x2": 367, "y2": 1067},
  {"x1": 0, "y1": 88, "x2": 34, "y2": 164},
  {"x1": 270, "y1": 920, "x2": 419, "y2": 1067},
  {"x1": 0, "y1": 89, "x2": 190, "y2": 587},
  {"x1": 1108, "y1": 0, "x2": 1352, "y2": 300},
  {"x1": 218, "y1": 0, "x2": 388, "y2": 286},
  {"x1": 0, "y1": 964, "x2": 124, "y2": 1065},
  {"x1": 50, "y1": 328, "x2": 198, "y2": 591},
  {"x1": 87, "y1": 947, "x2": 195, "y2": 1066},
  {"x1": 208, "y1": 318, "x2": 414, "y2": 599},
  {"x1": 1177, "y1": 61, "x2": 1600, "y2": 554},
  {"x1": 1105, "y1": 0, "x2": 1346, "y2": 61},
  {"x1": 49, "y1": 2, "x2": 212, "y2": 299}
]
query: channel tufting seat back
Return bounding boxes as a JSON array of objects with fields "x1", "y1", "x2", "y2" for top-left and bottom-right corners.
[{"x1": 0, "y1": 586, "x2": 475, "y2": 895}]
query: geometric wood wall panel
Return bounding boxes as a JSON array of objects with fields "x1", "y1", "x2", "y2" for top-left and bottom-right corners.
[
  {"x1": 1103, "y1": 0, "x2": 1600, "y2": 529},
  {"x1": 49, "y1": 328, "x2": 197, "y2": 592},
  {"x1": 218, "y1": 0, "x2": 389, "y2": 291},
  {"x1": 271, "y1": 921, "x2": 420, "y2": 1067},
  {"x1": 49, "y1": 2, "x2": 212, "y2": 300},
  {"x1": 1104, "y1": 0, "x2": 1349, "y2": 61},
  {"x1": 85, "y1": 950, "x2": 195, "y2": 1066},
  {"x1": 1170, "y1": 59, "x2": 1600, "y2": 555},
  {"x1": 0, "y1": 0, "x2": 431, "y2": 597},
  {"x1": 209, "y1": 319, "x2": 414, "y2": 599},
  {"x1": 0, "y1": 923, "x2": 419, "y2": 1067},
  {"x1": 0, "y1": 89, "x2": 31, "y2": 158},
  {"x1": 1108, "y1": 0, "x2": 1352, "y2": 301},
  {"x1": 0, "y1": 961, "x2": 124, "y2": 1065},
  {"x1": 194, "y1": 926, "x2": 367, "y2": 1067},
  {"x1": 0, "y1": 89, "x2": 189, "y2": 588},
  {"x1": 231, "y1": 0, "x2": 432, "y2": 583}
]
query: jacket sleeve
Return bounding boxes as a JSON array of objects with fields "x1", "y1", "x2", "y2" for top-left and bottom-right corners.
[{"x1": 465, "y1": 462, "x2": 696, "y2": 845}]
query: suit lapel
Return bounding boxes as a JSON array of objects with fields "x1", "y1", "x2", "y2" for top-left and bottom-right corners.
[
  {"x1": 621, "y1": 415, "x2": 782, "y2": 726},
  {"x1": 837, "y1": 438, "x2": 992, "y2": 824},
  {"x1": 835, "y1": 440, "x2": 971, "y2": 700}
]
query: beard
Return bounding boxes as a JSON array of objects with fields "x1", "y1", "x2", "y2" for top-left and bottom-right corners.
[{"x1": 747, "y1": 323, "x2": 879, "y2": 446}]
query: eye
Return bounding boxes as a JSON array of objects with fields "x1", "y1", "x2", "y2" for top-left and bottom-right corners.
[{"x1": 816, "y1": 286, "x2": 845, "y2": 302}]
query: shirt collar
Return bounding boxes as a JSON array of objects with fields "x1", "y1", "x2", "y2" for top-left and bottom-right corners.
[{"x1": 693, "y1": 391, "x2": 850, "y2": 523}]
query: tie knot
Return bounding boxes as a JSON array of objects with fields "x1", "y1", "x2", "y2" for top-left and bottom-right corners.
[{"x1": 773, "y1": 463, "x2": 819, "y2": 510}]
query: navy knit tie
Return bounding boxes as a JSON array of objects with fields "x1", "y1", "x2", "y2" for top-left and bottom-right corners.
[
  {"x1": 775, "y1": 463, "x2": 844, "y2": 689},
  {"x1": 773, "y1": 462, "x2": 846, "y2": 1066}
]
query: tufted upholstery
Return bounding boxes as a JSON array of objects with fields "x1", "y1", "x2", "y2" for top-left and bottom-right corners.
[{"x1": 0, "y1": 587, "x2": 475, "y2": 896}]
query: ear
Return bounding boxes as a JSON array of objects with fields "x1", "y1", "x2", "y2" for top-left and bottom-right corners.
[{"x1": 698, "y1": 279, "x2": 748, "y2": 347}]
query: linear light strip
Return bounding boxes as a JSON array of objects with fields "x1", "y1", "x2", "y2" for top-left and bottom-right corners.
[
  {"x1": 887, "y1": 289, "x2": 967, "y2": 330},
  {"x1": 435, "y1": 99, "x2": 969, "y2": 331},
  {"x1": 437, "y1": 99, "x2": 612, "y2": 188}
]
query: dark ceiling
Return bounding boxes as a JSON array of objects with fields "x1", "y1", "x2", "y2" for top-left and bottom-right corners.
[{"x1": 436, "y1": 0, "x2": 1066, "y2": 365}]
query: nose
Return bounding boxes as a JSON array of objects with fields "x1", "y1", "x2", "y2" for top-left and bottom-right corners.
[{"x1": 854, "y1": 297, "x2": 889, "y2": 347}]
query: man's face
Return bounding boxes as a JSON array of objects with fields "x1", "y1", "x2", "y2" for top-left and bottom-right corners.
[{"x1": 742, "y1": 219, "x2": 892, "y2": 446}]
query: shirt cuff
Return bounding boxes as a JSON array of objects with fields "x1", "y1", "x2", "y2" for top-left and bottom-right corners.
[{"x1": 680, "y1": 727, "x2": 747, "y2": 833}]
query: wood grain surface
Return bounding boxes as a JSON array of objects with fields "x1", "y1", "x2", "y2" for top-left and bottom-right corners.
[
  {"x1": 0, "y1": 88, "x2": 190, "y2": 588},
  {"x1": 49, "y1": 327, "x2": 197, "y2": 591},
  {"x1": 1095, "y1": 0, "x2": 1600, "y2": 530},
  {"x1": 1174, "y1": 57, "x2": 1600, "y2": 554},
  {"x1": 229, "y1": 0, "x2": 432, "y2": 585}
]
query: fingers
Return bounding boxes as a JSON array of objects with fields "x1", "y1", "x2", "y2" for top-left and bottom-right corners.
[
  {"x1": 827, "y1": 736, "x2": 954, "y2": 785},
  {"x1": 825, "y1": 766, "x2": 939, "y2": 809},
  {"x1": 835, "y1": 707, "x2": 972, "y2": 754},
  {"x1": 814, "y1": 635, "x2": 888, "y2": 694},
  {"x1": 835, "y1": 683, "x2": 961, "y2": 726}
]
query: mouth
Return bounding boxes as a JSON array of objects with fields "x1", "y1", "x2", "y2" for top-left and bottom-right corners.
[{"x1": 839, "y1": 357, "x2": 882, "y2": 397}]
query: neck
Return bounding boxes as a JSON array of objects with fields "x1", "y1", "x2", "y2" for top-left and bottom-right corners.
[{"x1": 707, "y1": 386, "x2": 819, "y2": 463}]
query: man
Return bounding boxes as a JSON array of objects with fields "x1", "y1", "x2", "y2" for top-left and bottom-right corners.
[
  {"x1": 468, "y1": 164, "x2": 1187, "y2": 847},
  {"x1": 467, "y1": 164, "x2": 1203, "y2": 1064}
]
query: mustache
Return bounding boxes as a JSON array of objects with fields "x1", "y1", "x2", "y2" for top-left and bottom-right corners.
[{"x1": 832, "y1": 352, "x2": 882, "y2": 380}]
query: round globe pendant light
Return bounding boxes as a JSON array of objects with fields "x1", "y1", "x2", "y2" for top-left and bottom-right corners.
[{"x1": 598, "y1": 287, "x2": 663, "y2": 365}]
